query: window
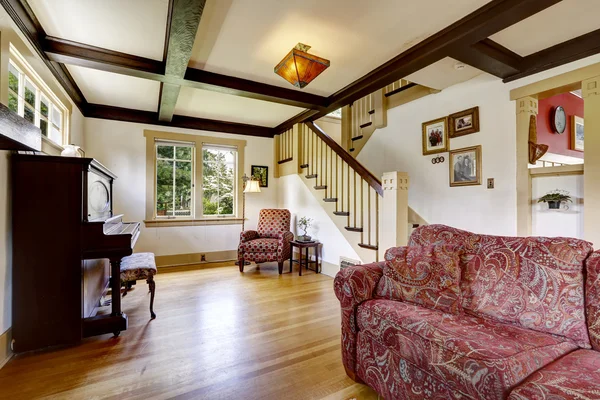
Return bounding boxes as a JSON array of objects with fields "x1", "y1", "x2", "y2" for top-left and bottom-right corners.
[
  {"x1": 8, "y1": 44, "x2": 69, "y2": 146},
  {"x1": 144, "y1": 130, "x2": 246, "y2": 226},
  {"x1": 202, "y1": 146, "x2": 236, "y2": 216},
  {"x1": 155, "y1": 140, "x2": 194, "y2": 218}
]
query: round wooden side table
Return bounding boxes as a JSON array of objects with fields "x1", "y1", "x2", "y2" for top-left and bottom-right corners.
[{"x1": 289, "y1": 240, "x2": 321, "y2": 276}]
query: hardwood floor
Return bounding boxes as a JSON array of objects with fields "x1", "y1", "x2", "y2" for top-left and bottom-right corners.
[{"x1": 0, "y1": 263, "x2": 378, "y2": 400}]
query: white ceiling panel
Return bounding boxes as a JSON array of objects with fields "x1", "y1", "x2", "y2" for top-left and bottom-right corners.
[
  {"x1": 67, "y1": 65, "x2": 161, "y2": 112},
  {"x1": 405, "y1": 58, "x2": 482, "y2": 90},
  {"x1": 195, "y1": 0, "x2": 492, "y2": 96},
  {"x1": 174, "y1": 87, "x2": 304, "y2": 127},
  {"x1": 29, "y1": 0, "x2": 169, "y2": 60},
  {"x1": 490, "y1": 0, "x2": 600, "y2": 56}
]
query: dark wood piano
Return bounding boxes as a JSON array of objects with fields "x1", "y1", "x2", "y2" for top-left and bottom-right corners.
[{"x1": 11, "y1": 154, "x2": 140, "y2": 352}]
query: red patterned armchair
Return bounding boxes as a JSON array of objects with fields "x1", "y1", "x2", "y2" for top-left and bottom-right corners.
[{"x1": 238, "y1": 209, "x2": 294, "y2": 274}]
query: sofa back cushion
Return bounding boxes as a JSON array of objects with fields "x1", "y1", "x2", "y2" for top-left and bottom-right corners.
[
  {"x1": 376, "y1": 245, "x2": 464, "y2": 314},
  {"x1": 410, "y1": 225, "x2": 593, "y2": 348},
  {"x1": 256, "y1": 209, "x2": 291, "y2": 238}
]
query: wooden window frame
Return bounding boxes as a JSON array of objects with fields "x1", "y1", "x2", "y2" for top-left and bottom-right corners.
[
  {"x1": 144, "y1": 129, "x2": 246, "y2": 227},
  {"x1": 8, "y1": 44, "x2": 69, "y2": 147}
]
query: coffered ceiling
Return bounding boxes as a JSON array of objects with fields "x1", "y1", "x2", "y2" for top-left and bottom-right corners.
[{"x1": 4, "y1": 0, "x2": 600, "y2": 136}]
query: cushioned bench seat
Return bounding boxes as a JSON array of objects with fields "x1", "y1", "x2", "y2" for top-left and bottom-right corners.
[{"x1": 120, "y1": 252, "x2": 157, "y2": 319}]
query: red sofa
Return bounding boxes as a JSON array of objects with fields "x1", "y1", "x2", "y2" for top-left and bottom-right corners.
[{"x1": 334, "y1": 224, "x2": 600, "y2": 399}]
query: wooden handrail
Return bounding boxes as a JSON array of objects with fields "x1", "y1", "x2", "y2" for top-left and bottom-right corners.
[{"x1": 305, "y1": 121, "x2": 383, "y2": 196}]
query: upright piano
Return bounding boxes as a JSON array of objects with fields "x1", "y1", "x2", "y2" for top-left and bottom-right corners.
[{"x1": 11, "y1": 154, "x2": 140, "y2": 352}]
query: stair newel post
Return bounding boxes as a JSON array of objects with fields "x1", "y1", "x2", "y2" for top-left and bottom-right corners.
[{"x1": 379, "y1": 172, "x2": 410, "y2": 260}]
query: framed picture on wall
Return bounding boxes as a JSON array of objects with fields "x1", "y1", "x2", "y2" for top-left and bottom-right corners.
[
  {"x1": 449, "y1": 145, "x2": 482, "y2": 187},
  {"x1": 571, "y1": 116, "x2": 584, "y2": 151},
  {"x1": 251, "y1": 165, "x2": 268, "y2": 187},
  {"x1": 422, "y1": 117, "x2": 448, "y2": 155},
  {"x1": 449, "y1": 106, "x2": 480, "y2": 138}
]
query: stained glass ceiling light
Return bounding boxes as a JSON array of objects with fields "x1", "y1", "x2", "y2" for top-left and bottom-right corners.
[{"x1": 274, "y1": 43, "x2": 330, "y2": 89}]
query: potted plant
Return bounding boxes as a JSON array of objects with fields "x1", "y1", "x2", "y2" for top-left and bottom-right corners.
[
  {"x1": 538, "y1": 189, "x2": 572, "y2": 210},
  {"x1": 297, "y1": 217, "x2": 313, "y2": 242}
]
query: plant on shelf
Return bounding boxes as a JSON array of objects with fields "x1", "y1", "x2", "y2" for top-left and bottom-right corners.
[
  {"x1": 538, "y1": 189, "x2": 572, "y2": 210},
  {"x1": 298, "y1": 216, "x2": 313, "y2": 242}
]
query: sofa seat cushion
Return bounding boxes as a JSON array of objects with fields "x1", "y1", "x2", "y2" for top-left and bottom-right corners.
[
  {"x1": 376, "y1": 245, "x2": 464, "y2": 314},
  {"x1": 409, "y1": 224, "x2": 594, "y2": 349},
  {"x1": 240, "y1": 238, "x2": 279, "y2": 253},
  {"x1": 509, "y1": 350, "x2": 600, "y2": 400},
  {"x1": 356, "y1": 299, "x2": 577, "y2": 399}
]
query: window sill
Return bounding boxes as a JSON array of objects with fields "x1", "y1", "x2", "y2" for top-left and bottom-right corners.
[
  {"x1": 144, "y1": 218, "x2": 244, "y2": 228},
  {"x1": 41, "y1": 136, "x2": 64, "y2": 155}
]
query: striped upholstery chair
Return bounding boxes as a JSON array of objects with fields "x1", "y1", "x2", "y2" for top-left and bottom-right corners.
[{"x1": 238, "y1": 209, "x2": 294, "y2": 274}]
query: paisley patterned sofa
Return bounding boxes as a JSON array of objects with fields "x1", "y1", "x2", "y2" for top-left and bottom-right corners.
[{"x1": 334, "y1": 224, "x2": 600, "y2": 399}]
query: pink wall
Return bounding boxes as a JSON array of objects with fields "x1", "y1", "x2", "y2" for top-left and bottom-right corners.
[{"x1": 537, "y1": 92, "x2": 584, "y2": 159}]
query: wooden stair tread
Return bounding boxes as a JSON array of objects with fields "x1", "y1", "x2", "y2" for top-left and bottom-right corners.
[
  {"x1": 351, "y1": 135, "x2": 364, "y2": 142},
  {"x1": 323, "y1": 198, "x2": 338, "y2": 202},
  {"x1": 358, "y1": 243, "x2": 378, "y2": 250},
  {"x1": 333, "y1": 211, "x2": 350, "y2": 216},
  {"x1": 300, "y1": 164, "x2": 309, "y2": 168},
  {"x1": 305, "y1": 174, "x2": 318, "y2": 179},
  {"x1": 359, "y1": 122, "x2": 372, "y2": 129},
  {"x1": 345, "y1": 226, "x2": 363, "y2": 233},
  {"x1": 314, "y1": 185, "x2": 327, "y2": 190}
]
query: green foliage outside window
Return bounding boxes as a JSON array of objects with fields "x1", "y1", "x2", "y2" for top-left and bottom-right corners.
[
  {"x1": 156, "y1": 145, "x2": 193, "y2": 217},
  {"x1": 202, "y1": 148, "x2": 235, "y2": 216}
]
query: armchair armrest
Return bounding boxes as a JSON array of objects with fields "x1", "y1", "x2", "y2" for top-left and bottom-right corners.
[
  {"x1": 277, "y1": 231, "x2": 294, "y2": 261},
  {"x1": 240, "y1": 230, "x2": 259, "y2": 243},
  {"x1": 333, "y1": 262, "x2": 385, "y2": 380}
]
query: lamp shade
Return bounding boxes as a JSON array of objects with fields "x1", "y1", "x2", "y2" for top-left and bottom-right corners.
[
  {"x1": 244, "y1": 179, "x2": 261, "y2": 193},
  {"x1": 274, "y1": 43, "x2": 330, "y2": 89}
]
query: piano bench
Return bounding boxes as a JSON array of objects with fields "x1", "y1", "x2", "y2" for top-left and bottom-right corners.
[{"x1": 120, "y1": 252, "x2": 157, "y2": 320}]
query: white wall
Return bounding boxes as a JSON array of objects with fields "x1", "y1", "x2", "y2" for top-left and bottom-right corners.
[
  {"x1": 277, "y1": 174, "x2": 360, "y2": 277},
  {"x1": 315, "y1": 117, "x2": 342, "y2": 145},
  {"x1": 532, "y1": 175, "x2": 584, "y2": 239},
  {"x1": 358, "y1": 74, "x2": 518, "y2": 235},
  {"x1": 84, "y1": 118, "x2": 278, "y2": 258}
]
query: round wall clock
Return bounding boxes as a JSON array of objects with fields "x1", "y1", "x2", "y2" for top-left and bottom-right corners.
[{"x1": 552, "y1": 106, "x2": 567, "y2": 134}]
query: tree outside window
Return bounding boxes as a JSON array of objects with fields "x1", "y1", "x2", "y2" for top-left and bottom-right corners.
[
  {"x1": 202, "y1": 147, "x2": 236, "y2": 216},
  {"x1": 156, "y1": 144, "x2": 193, "y2": 217}
]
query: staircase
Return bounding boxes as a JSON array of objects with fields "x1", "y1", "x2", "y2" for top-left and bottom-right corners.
[{"x1": 342, "y1": 79, "x2": 440, "y2": 157}]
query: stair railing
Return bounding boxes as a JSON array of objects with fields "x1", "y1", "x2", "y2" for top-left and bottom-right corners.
[{"x1": 303, "y1": 121, "x2": 382, "y2": 253}]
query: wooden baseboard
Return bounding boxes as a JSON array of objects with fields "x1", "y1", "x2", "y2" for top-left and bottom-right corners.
[
  {"x1": 155, "y1": 250, "x2": 237, "y2": 268},
  {"x1": 0, "y1": 328, "x2": 13, "y2": 370}
]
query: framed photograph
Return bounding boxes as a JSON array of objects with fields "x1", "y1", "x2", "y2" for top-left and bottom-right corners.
[
  {"x1": 449, "y1": 106, "x2": 479, "y2": 138},
  {"x1": 571, "y1": 115, "x2": 584, "y2": 151},
  {"x1": 422, "y1": 117, "x2": 448, "y2": 155},
  {"x1": 251, "y1": 165, "x2": 268, "y2": 187},
  {"x1": 449, "y1": 145, "x2": 482, "y2": 187}
]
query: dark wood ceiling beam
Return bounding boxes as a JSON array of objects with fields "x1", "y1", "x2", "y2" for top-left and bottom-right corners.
[
  {"x1": 276, "y1": 0, "x2": 561, "y2": 132},
  {"x1": 42, "y1": 37, "x2": 328, "y2": 109},
  {"x1": 0, "y1": 0, "x2": 88, "y2": 111},
  {"x1": 452, "y1": 39, "x2": 524, "y2": 79},
  {"x1": 504, "y1": 28, "x2": 600, "y2": 83},
  {"x1": 182, "y1": 69, "x2": 328, "y2": 109},
  {"x1": 84, "y1": 104, "x2": 275, "y2": 138},
  {"x1": 158, "y1": 0, "x2": 206, "y2": 122},
  {"x1": 44, "y1": 36, "x2": 166, "y2": 80}
]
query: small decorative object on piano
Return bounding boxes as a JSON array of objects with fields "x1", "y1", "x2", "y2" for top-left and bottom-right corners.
[
  {"x1": 297, "y1": 216, "x2": 313, "y2": 242},
  {"x1": 61, "y1": 144, "x2": 83, "y2": 157}
]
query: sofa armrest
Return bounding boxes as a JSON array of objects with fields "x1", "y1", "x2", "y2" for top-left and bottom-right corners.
[
  {"x1": 333, "y1": 262, "x2": 385, "y2": 378},
  {"x1": 586, "y1": 251, "x2": 600, "y2": 350},
  {"x1": 240, "y1": 230, "x2": 259, "y2": 243}
]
